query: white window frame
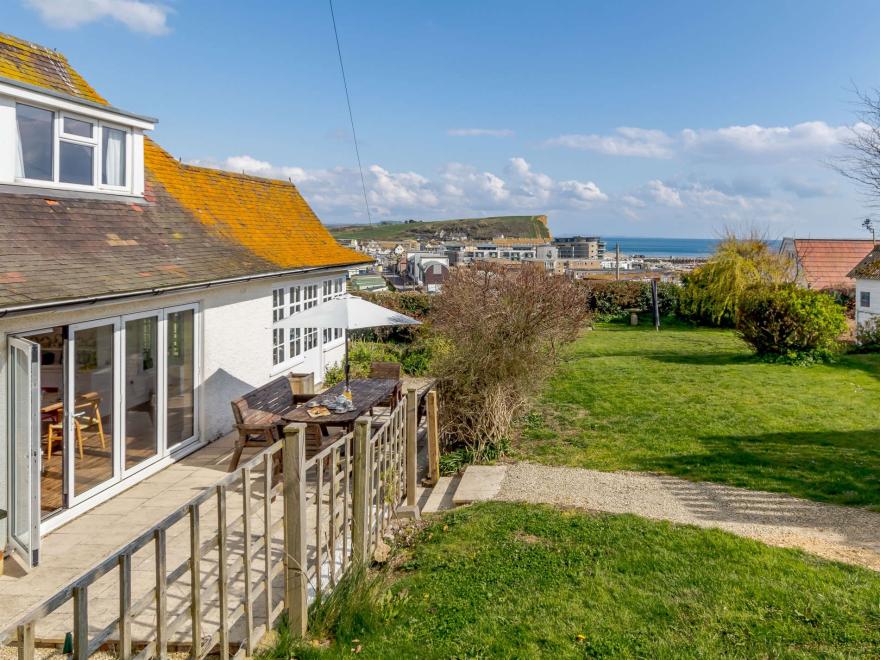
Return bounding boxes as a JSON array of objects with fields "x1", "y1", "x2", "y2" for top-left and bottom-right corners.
[
  {"x1": 860, "y1": 290, "x2": 871, "y2": 308},
  {"x1": 304, "y1": 327, "x2": 319, "y2": 352},
  {"x1": 98, "y1": 120, "x2": 132, "y2": 192},
  {"x1": 119, "y1": 309, "x2": 166, "y2": 479},
  {"x1": 289, "y1": 327, "x2": 302, "y2": 360},
  {"x1": 15, "y1": 102, "x2": 134, "y2": 194}
]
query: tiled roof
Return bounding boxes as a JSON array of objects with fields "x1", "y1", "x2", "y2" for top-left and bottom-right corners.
[
  {"x1": 0, "y1": 186, "x2": 278, "y2": 308},
  {"x1": 0, "y1": 34, "x2": 370, "y2": 310},
  {"x1": 0, "y1": 33, "x2": 106, "y2": 103},
  {"x1": 788, "y1": 239, "x2": 875, "y2": 289},
  {"x1": 145, "y1": 141, "x2": 368, "y2": 271},
  {"x1": 849, "y1": 245, "x2": 880, "y2": 280}
]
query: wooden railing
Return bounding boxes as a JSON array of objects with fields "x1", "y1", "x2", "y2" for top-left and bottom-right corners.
[{"x1": 2, "y1": 388, "x2": 433, "y2": 658}]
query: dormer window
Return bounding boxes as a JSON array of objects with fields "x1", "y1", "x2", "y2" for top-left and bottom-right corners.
[{"x1": 14, "y1": 102, "x2": 131, "y2": 192}]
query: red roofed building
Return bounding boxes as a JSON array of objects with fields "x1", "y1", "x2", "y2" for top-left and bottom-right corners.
[{"x1": 779, "y1": 238, "x2": 876, "y2": 290}]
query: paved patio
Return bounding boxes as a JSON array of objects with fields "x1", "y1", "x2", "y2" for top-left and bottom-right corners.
[{"x1": 0, "y1": 432, "x2": 285, "y2": 650}]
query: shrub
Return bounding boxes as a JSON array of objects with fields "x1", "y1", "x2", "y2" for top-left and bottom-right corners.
[
  {"x1": 323, "y1": 340, "x2": 402, "y2": 386},
  {"x1": 678, "y1": 232, "x2": 793, "y2": 326},
  {"x1": 855, "y1": 317, "x2": 880, "y2": 352},
  {"x1": 578, "y1": 280, "x2": 680, "y2": 320},
  {"x1": 736, "y1": 285, "x2": 847, "y2": 362},
  {"x1": 431, "y1": 263, "x2": 588, "y2": 463},
  {"x1": 823, "y1": 286, "x2": 856, "y2": 318}
]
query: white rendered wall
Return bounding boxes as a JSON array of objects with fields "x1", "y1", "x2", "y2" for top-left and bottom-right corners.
[{"x1": 855, "y1": 279, "x2": 880, "y2": 328}]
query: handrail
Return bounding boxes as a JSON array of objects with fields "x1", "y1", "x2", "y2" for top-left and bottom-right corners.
[
  {"x1": 3, "y1": 384, "x2": 434, "y2": 657},
  {"x1": 0, "y1": 440, "x2": 282, "y2": 645}
]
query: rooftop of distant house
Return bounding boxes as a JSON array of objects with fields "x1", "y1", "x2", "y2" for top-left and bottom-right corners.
[
  {"x1": 781, "y1": 237, "x2": 876, "y2": 290},
  {"x1": 849, "y1": 244, "x2": 880, "y2": 280}
]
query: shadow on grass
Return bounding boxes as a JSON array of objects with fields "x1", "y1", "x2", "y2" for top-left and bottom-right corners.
[
  {"x1": 645, "y1": 429, "x2": 880, "y2": 512},
  {"x1": 647, "y1": 352, "x2": 758, "y2": 366}
]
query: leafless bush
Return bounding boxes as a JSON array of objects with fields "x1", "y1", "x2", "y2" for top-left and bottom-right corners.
[{"x1": 431, "y1": 262, "x2": 588, "y2": 460}]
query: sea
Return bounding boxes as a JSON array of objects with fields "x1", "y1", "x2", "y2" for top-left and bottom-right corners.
[{"x1": 595, "y1": 236, "x2": 782, "y2": 258}]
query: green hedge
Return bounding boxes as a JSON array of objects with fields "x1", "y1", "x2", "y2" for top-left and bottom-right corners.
[{"x1": 579, "y1": 280, "x2": 680, "y2": 319}]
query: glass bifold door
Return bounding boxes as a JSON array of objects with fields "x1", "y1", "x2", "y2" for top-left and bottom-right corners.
[
  {"x1": 7, "y1": 304, "x2": 198, "y2": 568},
  {"x1": 65, "y1": 307, "x2": 197, "y2": 506}
]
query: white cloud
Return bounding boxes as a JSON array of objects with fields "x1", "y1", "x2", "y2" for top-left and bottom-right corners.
[
  {"x1": 193, "y1": 154, "x2": 606, "y2": 220},
  {"x1": 620, "y1": 179, "x2": 794, "y2": 225},
  {"x1": 447, "y1": 128, "x2": 514, "y2": 138},
  {"x1": 546, "y1": 121, "x2": 863, "y2": 161},
  {"x1": 646, "y1": 180, "x2": 683, "y2": 207},
  {"x1": 545, "y1": 127, "x2": 674, "y2": 158},
  {"x1": 25, "y1": 0, "x2": 171, "y2": 35}
]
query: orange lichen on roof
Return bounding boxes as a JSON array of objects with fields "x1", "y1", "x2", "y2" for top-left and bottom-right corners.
[
  {"x1": 145, "y1": 139, "x2": 371, "y2": 269},
  {"x1": 0, "y1": 32, "x2": 107, "y2": 104}
]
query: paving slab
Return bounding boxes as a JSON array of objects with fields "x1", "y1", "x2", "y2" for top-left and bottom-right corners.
[
  {"x1": 421, "y1": 477, "x2": 460, "y2": 513},
  {"x1": 452, "y1": 466, "x2": 507, "y2": 506}
]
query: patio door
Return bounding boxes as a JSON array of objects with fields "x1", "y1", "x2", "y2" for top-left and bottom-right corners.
[
  {"x1": 67, "y1": 320, "x2": 119, "y2": 503},
  {"x1": 7, "y1": 337, "x2": 41, "y2": 568}
]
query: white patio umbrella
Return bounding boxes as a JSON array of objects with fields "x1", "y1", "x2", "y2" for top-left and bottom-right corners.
[{"x1": 276, "y1": 294, "x2": 421, "y2": 390}]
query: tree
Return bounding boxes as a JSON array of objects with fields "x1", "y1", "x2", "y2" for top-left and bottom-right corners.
[
  {"x1": 836, "y1": 87, "x2": 880, "y2": 205},
  {"x1": 678, "y1": 230, "x2": 793, "y2": 326}
]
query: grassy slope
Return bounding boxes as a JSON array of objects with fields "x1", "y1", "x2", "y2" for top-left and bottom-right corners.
[
  {"x1": 330, "y1": 215, "x2": 550, "y2": 241},
  {"x1": 517, "y1": 319, "x2": 880, "y2": 510},
  {"x1": 279, "y1": 503, "x2": 880, "y2": 658}
]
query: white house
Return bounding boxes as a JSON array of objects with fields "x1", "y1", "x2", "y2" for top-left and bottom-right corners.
[
  {"x1": 849, "y1": 245, "x2": 880, "y2": 331},
  {"x1": 0, "y1": 33, "x2": 370, "y2": 568}
]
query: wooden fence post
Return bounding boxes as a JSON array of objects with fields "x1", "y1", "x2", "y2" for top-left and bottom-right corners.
[
  {"x1": 405, "y1": 388, "x2": 418, "y2": 507},
  {"x1": 16, "y1": 623, "x2": 34, "y2": 660},
  {"x1": 154, "y1": 528, "x2": 168, "y2": 659},
  {"x1": 72, "y1": 585, "x2": 88, "y2": 660},
  {"x1": 188, "y1": 504, "x2": 201, "y2": 660},
  {"x1": 426, "y1": 389, "x2": 440, "y2": 486},
  {"x1": 282, "y1": 423, "x2": 308, "y2": 638},
  {"x1": 351, "y1": 417, "x2": 371, "y2": 564}
]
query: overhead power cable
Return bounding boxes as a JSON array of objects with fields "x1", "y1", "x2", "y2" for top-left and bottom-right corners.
[{"x1": 329, "y1": 0, "x2": 373, "y2": 225}]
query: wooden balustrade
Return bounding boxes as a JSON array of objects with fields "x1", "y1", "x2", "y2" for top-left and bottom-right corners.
[{"x1": 2, "y1": 388, "x2": 431, "y2": 659}]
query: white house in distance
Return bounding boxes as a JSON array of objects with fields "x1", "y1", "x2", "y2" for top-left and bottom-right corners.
[
  {"x1": 0, "y1": 33, "x2": 370, "y2": 568},
  {"x1": 849, "y1": 245, "x2": 880, "y2": 330}
]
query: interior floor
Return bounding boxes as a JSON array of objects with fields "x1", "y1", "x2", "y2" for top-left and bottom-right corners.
[{"x1": 40, "y1": 413, "x2": 159, "y2": 516}]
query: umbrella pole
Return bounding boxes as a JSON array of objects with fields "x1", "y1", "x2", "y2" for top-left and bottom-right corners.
[{"x1": 344, "y1": 327, "x2": 351, "y2": 391}]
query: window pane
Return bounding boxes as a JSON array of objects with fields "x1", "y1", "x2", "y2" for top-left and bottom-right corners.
[
  {"x1": 16, "y1": 104, "x2": 53, "y2": 181},
  {"x1": 167, "y1": 310, "x2": 195, "y2": 447},
  {"x1": 102, "y1": 127, "x2": 126, "y2": 186},
  {"x1": 60, "y1": 141, "x2": 94, "y2": 185},
  {"x1": 64, "y1": 116, "x2": 93, "y2": 138},
  {"x1": 125, "y1": 316, "x2": 159, "y2": 470},
  {"x1": 73, "y1": 324, "x2": 115, "y2": 496}
]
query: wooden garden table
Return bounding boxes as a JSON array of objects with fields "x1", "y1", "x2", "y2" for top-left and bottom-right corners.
[{"x1": 282, "y1": 378, "x2": 399, "y2": 433}]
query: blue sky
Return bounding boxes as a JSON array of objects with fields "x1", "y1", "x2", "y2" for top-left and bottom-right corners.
[{"x1": 3, "y1": 1, "x2": 880, "y2": 237}]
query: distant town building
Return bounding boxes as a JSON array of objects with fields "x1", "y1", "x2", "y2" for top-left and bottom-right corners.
[
  {"x1": 406, "y1": 252, "x2": 450, "y2": 292},
  {"x1": 349, "y1": 274, "x2": 389, "y2": 292},
  {"x1": 553, "y1": 236, "x2": 606, "y2": 260}
]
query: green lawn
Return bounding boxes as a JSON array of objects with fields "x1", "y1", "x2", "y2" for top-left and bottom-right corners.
[
  {"x1": 516, "y1": 319, "x2": 880, "y2": 510},
  {"x1": 271, "y1": 503, "x2": 880, "y2": 658}
]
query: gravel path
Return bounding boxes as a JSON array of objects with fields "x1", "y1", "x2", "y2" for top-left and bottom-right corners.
[{"x1": 496, "y1": 463, "x2": 880, "y2": 571}]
